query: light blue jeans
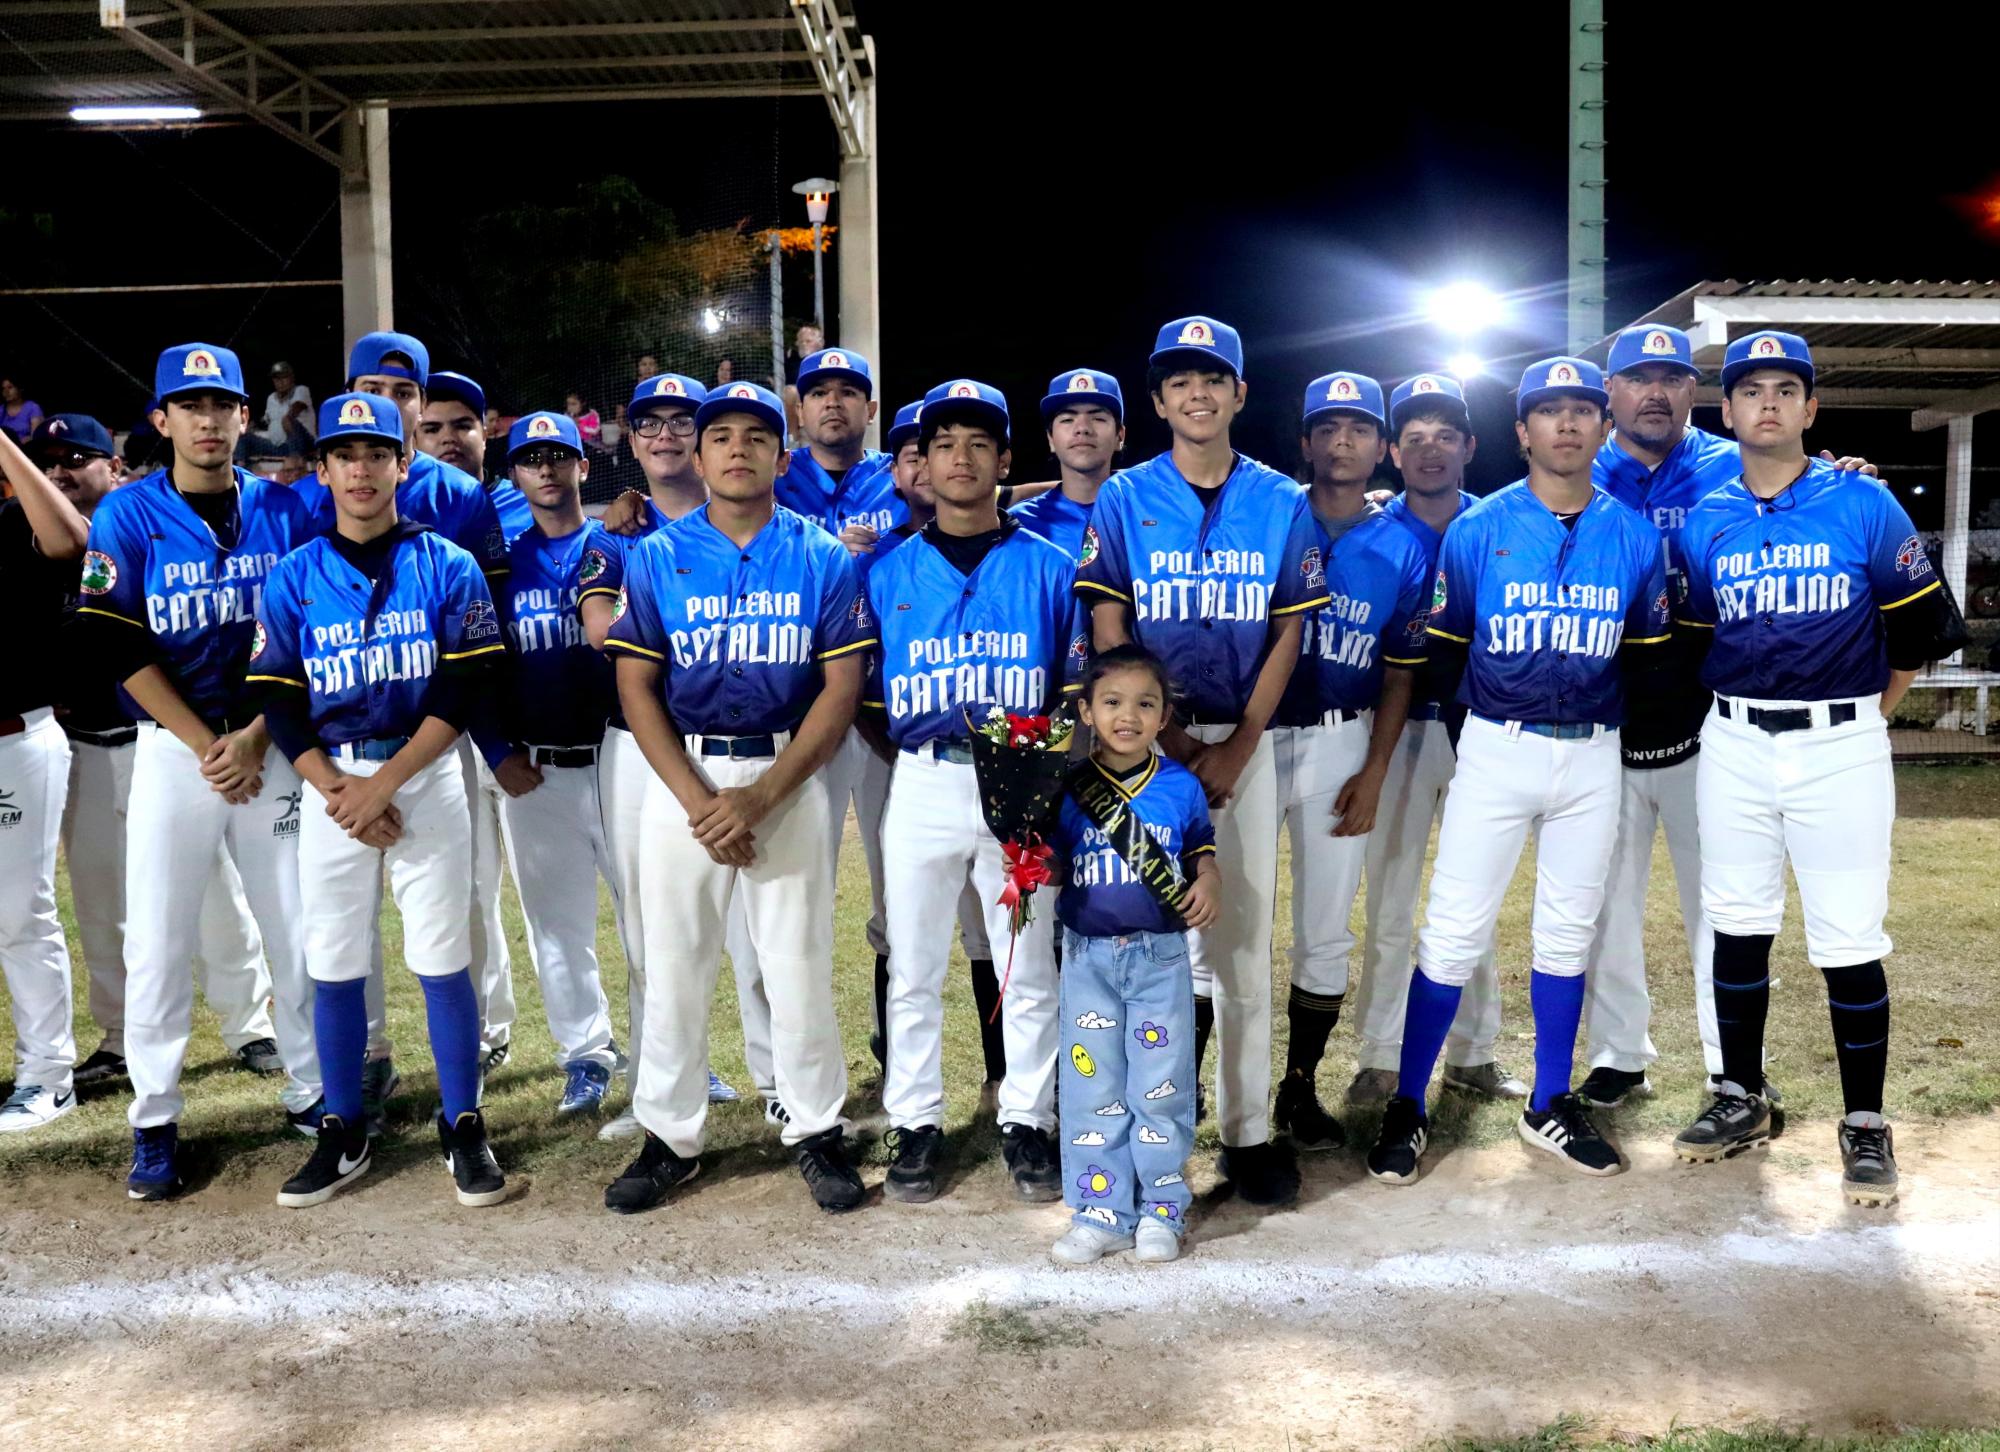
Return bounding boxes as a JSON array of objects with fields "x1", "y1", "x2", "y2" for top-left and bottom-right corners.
[{"x1": 1059, "y1": 927, "x2": 1196, "y2": 1236}]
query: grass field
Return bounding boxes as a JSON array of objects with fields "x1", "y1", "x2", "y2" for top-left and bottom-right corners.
[{"x1": 1, "y1": 762, "x2": 1995, "y2": 1188}]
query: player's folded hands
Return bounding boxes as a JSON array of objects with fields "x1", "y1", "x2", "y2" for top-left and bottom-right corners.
[
  {"x1": 495, "y1": 751, "x2": 544, "y2": 797},
  {"x1": 201, "y1": 728, "x2": 267, "y2": 798},
  {"x1": 689, "y1": 784, "x2": 769, "y2": 858},
  {"x1": 325, "y1": 772, "x2": 397, "y2": 835}
]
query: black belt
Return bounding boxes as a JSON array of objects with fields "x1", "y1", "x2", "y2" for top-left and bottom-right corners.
[
  {"x1": 901, "y1": 738, "x2": 973, "y2": 764},
  {"x1": 1716, "y1": 699, "x2": 1857, "y2": 734},
  {"x1": 66, "y1": 725, "x2": 139, "y2": 747},
  {"x1": 200, "y1": 715, "x2": 251, "y2": 736},
  {"x1": 528, "y1": 744, "x2": 599, "y2": 768},
  {"x1": 699, "y1": 734, "x2": 776, "y2": 759},
  {"x1": 1183, "y1": 710, "x2": 1241, "y2": 728}
]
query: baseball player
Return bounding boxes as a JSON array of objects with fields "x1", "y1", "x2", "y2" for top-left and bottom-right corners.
[
  {"x1": 30, "y1": 414, "x2": 283, "y2": 1087},
  {"x1": 1075, "y1": 315, "x2": 1328, "y2": 1207},
  {"x1": 1671, "y1": 331, "x2": 1957, "y2": 1205},
  {"x1": 482, "y1": 411, "x2": 622, "y2": 1116},
  {"x1": 252, "y1": 392, "x2": 507, "y2": 1207},
  {"x1": 420, "y1": 370, "x2": 530, "y2": 538},
  {"x1": 1010, "y1": 369, "x2": 1125, "y2": 561},
  {"x1": 1350, "y1": 375, "x2": 1520, "y2": 1105},
  {"x1": 602, "y1": 380, "x2": 868, "y2": 1214},
  {"x1": 1365, "y1": 357, "x2": 1669, "y2": 1185},
  {"x1": 864, "y1": 378, "x2": 1082, "y2": 1205},
  {"x1": 75, "y1": 343, "x2": 321, "y2": 1198},
  {"x1": 0, "y1": 419, "x2": 88, "y2": 1131},
  {"x1": 1268, "y1": 372, "x2": 1431, "y2": 1150}
]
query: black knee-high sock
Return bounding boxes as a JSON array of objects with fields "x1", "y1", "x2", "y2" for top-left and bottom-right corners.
[
  {"x1": 1822, "y1": 960, "x2": 1889, "y2": 1116},
  {"x1": 871, "y1": 952, "x2": 890, "y2": 1067},
  {"x1": 968, "y1": 957, "x2": 1007, "y2": 1081},
  {"x1": 1285, "y1": 986, "x2": 1344, "y2": 1079},
  {"x1": 1711, "y1": 931, "x2": 1774, "y2": 1094},
  {"x1": 1194, "y1": 996, "x2": 1215, "y2": 1077}
]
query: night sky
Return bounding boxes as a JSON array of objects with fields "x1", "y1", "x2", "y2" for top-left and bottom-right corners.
[{"x1": 5, "y1": 4, "x2": 2000, "y2": 520}]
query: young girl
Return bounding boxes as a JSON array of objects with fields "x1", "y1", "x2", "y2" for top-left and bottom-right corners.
[{"x1": 1050, "y1": 644, "x2": 1219, "y2": 1264}]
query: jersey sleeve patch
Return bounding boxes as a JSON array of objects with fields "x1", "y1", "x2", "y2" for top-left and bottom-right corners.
[
  {"x1": 461, "y1": 599, "x2": 499, "y2": 642},
  {"x1": 79, "y1": 549, "x2": 118, "y2": 595}
]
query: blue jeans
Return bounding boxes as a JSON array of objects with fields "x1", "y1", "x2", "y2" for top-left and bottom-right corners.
[{"x1": 1059, "y1": 927, "x2": 1196, "y2": 1236}]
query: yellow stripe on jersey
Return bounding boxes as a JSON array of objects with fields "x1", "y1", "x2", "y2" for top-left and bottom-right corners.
[
  {"x1": 1426, "y1": 625, "x2": 1471, "y2": 644},
  {"x1": 1074, "y1": 579, "x2": 1131, "y2": 603},
  {"x1": 441, "y1": 642, "x2": 506, "y2": 662},
  {"x1": 76, "y1": 605, "x2": 143, "y2": 628},
  {"x1": 603, "y1": 639, "x2": 664, "y2": 660},
  {"x1": 816, "y1": 636, "x2": 878, "y2": 662},
  {"x1": 1272, "y1": 592, "x2": 1330, "y2": 617},
  {"x1": 1878, "y1": 579, "x2": 1941, "y2": 612}
]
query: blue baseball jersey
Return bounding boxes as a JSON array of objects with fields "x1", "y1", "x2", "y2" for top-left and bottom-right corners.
[
  {"x1": 1381, "y1": 490, "x2": 1472, "y2": 574},
  {"x1": 1008, "y1": 486, "x2": 1094, "y2": 561},
  {"x1": 1593, "y1": 424, "x2": 1739, "y2": 602},
  {"x1": 249, "y1": 531, "x2": 504, "y2": 747},
  {"x1": 1277, "y1": 508, "x2": 1433, "y2": 723},
  {"x1": 1428, "y1": 482, "x2": 1670, "y2": 726},
  {"x1": 489, "y1": 480, "x2": 534, "y2": 547},
  {"x1": 775, "y1": 448, "x2": 906, "y2": 582},
  {"x1": 1075, "y1": 453, "x2": 1328, "y2": 720},
  {"x1": 1677, "y1": 459, "x2": 1938, "y2": 702},
  {"x1": 295, "y1": 452, "x2": 509, "y2": 576},
  {"x1": 606, "y1": 503, "x2": 872, "y2": 736},
  {"x1": 865, "y1": 523, "x2": 1085, "y2": 751},
  {"x1": 77, "y1": 468, "x2": 316, "y2": 721},
  {"x1": 500, "y1": 520, "x2": 626, "y2": 746},
  {"x1": 1053, "y1": 755, "x2": 1216, "y2": 938}
]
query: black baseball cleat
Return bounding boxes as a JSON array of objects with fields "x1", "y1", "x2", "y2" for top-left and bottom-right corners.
[
  {"x1": 1518, "y1": 1093, "x2": 1624, "y2": 1176},
  {"x1": 1709, "y1": 1074, "x2": 1786, "y2": 1136},
  {"x1": 1274, "y1": 1069, "x2": 1346, "y2": 1151},
  {"x1": 883, "y1": 1124, "x2": 945, "y2": 1204},
  {"x1": 1838, "y1": 1120, "x2": 1899, "y2": 1206},
  {"x1": 1366, "y1": 1096, "x2": 1429, "y2": 1185},
  {"x1": 1219, "y1": 1139, "x2": 1301, "y2": 1207},
  {"x1": 1674, "y1": 1090, "x2": 1774, "y2": 1162},
  {"x1": 999, "y1": 1122, "x2": 1061, "y2": 1202},
  {"x1": 604, "y1": 1131, "x2": 700, "y2": 1213},
  {"x1": 1576, "y1": 1066, "x2": 1653, "y2": 1109},
  {"x1": 277, "y1": 1113, "x2": 371, "y2": 1208},
  {"x1": 437, "y1": 1109, "x2": 507, "y2": 1207},
  {"x1": 794, "y1": 1127, "x2": 866, "y2": 1213},
  {"x1": 233, "y1": 1037, "x2": 284, "y2": 1076},
  {"x1": 75, "y1": 1048, "x2": 129, "y2": 1086}
]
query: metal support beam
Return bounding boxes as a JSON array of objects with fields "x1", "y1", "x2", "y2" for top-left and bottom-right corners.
[
  {"x1": 1944, "y1": 414, "x2": 1972, "y2": 665},
  {"x1": 837, "y1": 56, "x2": 880, "y2": 444},
  {"x1": 793, "y1": 0, "x2": 866, "y2": 157},
  {"x1": 338, "y1": 105, "x2": 393, "y2": 350},
  {"x1": 1913, "y1": 381, "x2": 2000, "y2": 431},
  {"x1": 1695, "y1": 295, "x2": 2000, "y2": 328},
  {"x1": 1566, "y1": 0, "x2": 1607, "y2": 355}
]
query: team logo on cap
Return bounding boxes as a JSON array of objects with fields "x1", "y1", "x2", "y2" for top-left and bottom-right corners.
[
  {"x1": 183, "y1": 349, "x2": 221, "y2": 378},
  {"x1": 821, "y1": 351, "x2": 849, "y2": 371},
  {"x1": 1642, "y1": 330, "x2": 1677, "y2": 356},
  {"x1": 79, "y1": 550, "x2": 117, "y2": 596},
  {"x1": 1176, "y1": 320, "x2": 1213, "y2": 346},
  {"x1": 1751, "y1": 334, "x2": 1786, "y2": 358},
  {"x1": 526, "y1": 414, "x2": 561, "y2": 438},
  {"x1": 1546, "y1": 362, "x2": 1579, "y2": 386},
  {"x1": 580, "y1": 549, "x2": 608, "y2": 586},
  {"x1": 1079, "y1": 525, "x2": 1100, "y2": 566},
  {"x1": 728, "y1": 384, "x2": 757, "y2": 399},
  {"x1": 47, "y1": 419, "x2": 66, "y2": 435},
  {"x1": 338, "y1": 398, "x2": 375, "y2": 427},
  {"x1": 1412, "y1": 376, "x2": 1441, "y2": 395},
  {"x1": 1328, "y1": 377, "x2": 1359, "y2": 401},
  {"x1": 653, "y1": 378, "x2": 685, "y2": 397},
  {"x1": 949, "y1": 382, "x2": 980, "y2": 399},
  {"x1": 1069, "y1": 374, "x2": 1096, "y2": 392}
]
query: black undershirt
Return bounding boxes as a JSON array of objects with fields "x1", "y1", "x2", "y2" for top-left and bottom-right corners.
[
  {"x1": 178, "y1": 485, "x2": 239, "y2": 549},
  {"x1": 1555, "y1": 509, "x2": 1583, "y2": 532},
  {"x1": 923, "y1": 515, "x2": 1013, "y2": 576}
]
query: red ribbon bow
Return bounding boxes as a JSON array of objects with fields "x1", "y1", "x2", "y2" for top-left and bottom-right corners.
[{"x1": 998, "y1": 836, "x2": 1054, "y2": 911}]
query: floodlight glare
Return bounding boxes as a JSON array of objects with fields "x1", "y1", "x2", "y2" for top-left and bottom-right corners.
[
  {"x1": 1446, "y1": 352, "x2": 1483, "y2": 380},
  {"x1": 701, "y1": 307, "x2": 724, "y2": 336},
  {"x1": 71, "y1": 104, "x2": 200, "y2": 122},
  {"x1": 1427, "y1": 282, "x2": 1506, "y2": 336}
]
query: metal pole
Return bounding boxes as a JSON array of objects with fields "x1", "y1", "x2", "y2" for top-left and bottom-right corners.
[
  {"x1": 768, "y1": 230, "x2": 785, "y2": 392},
  {"x1": 811, "y1": 220, "x2": 825, "y2": 334},
  {"x1": 1567, "y1": 0, "x2": 1607, "y2": 355}
]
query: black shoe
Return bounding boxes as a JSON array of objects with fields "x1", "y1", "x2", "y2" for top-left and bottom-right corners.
[
  {"x1": 479, "y1": 1041, "x2": 511, "y2": 1075},
  {"x1": 1674, "y1": 1090, "x2": 1774, "y2": 1162},
  {"x1": 999, "y1": 1122, "x2": 1061, "y2": 1203},
  {"x1": 277, "y1": 1114, "x2": 371, "y2": 1208},
  {"x1": 233, "y1": 1037, "x2": 284, "y2": 1076},
  {"x1": 1274, "y1": 1069, "x2": 1346, "y2": 1151},
  {"x1": 1576, "y1": 1066, "x2": 1653, "y2": 1109},
  {"x1": 869, "y1": 953, "x2": 890, "y2": 1070},
  {"x1": 1709, "y1": 1074, "x2": 1786, "y2": 1136},
  {"x1": 795, "y1": 1127, "x2": 866, "y2": 1213},
  {"x1": 1219, "y1": 1139, "x2": 1301, "y2": 1207},
  {"x1": 1838, "y1": 1120, "x2": 1899, "y2": 1206},
  {"x1": 361, "y1": 1057, "x2": 401, "y2": 1138},
  {"x1": 1366, "y1": 1095, "x2": 1429, "y2": 1185},
  {"x1": 76, "y1": 1048, "x2": 129, "y2": 1085},
  {"x1": 604, "y1": 1131, "x2": 700, "y2": 1214},
  {"x1": 436, "y1": 1109, "x2": 507, "y2": 1207},
  {"x1": 286, "y1": 1096, "x2": 327, "y2": 1138},
  {"x1": 883, "y1": 1124, "x2": 944, "y2": 1204},
  {"x1": 1518, "y1": 1093, "x2": 1624, "y2": 1176}
]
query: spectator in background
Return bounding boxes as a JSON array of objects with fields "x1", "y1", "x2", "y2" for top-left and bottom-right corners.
[
  {"x1": 783, "y1": 324, "x2": 826, "y2": 437},
  {"x1": 615, "y1": 356, "x2": 662, "y2": 430},
  {"x1": 255, "y1": 361, "x2": 315, "y2": 454},
  {"x1": 716, "y1": 358, "x2": 736, "y2": 386},
  {"x1": 244, "y1": 437, "x2": 308, "y2": 485},
  {"x1": 566, "y1": 392, "x2": 602, "y2": 447},
  {"x1": 2, "y1": 377, "x2": 44, "y2": 443},
  {"x1": 119, "y1": 412, "x2": 166, "y2": 481}
]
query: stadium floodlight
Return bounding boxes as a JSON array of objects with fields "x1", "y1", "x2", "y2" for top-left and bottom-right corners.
[
  {"x1": 71, "y1": 104, "x2": 200, "y2": 122},
  {"x1": 792, "y1": 177, "x2": 840, "y2": 333},
  {"x1": 1446, "y1": 352, "x2": 1483, "y2": 380},
  {"x1": 1427, "y1": 281, "x2": 1506, "y2": 336},
  {"x1": 701, "y1": 307, "x2": 725, "y2": 336}
]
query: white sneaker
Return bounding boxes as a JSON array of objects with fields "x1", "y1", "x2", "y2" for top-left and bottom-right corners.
[
  {"x1": 1134, "y1": 1220, "x2": 1181, "y2": 1263},
  {"x1": 597, "y1": 1110, "x2": 643, "y2": 1142},
  {"x1": 764, "y1": 1098, "x2": 790, "y2": 1128},
  {"x1": 0, "y1": 1083, "x2": 77, "y2": 1133},
  {"x1": 1050, "y1": 1221, "x2": 1134, "y2": 1265}
]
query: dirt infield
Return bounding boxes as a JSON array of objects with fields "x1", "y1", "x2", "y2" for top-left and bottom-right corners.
[{"x1": 2, "y1": 1113, "x2": 1995, "y2": 1451}]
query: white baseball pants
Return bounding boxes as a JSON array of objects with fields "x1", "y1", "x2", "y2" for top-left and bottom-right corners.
[
  {"x1": 63, "y1": 736, "x2": 277, "y2": 1056},
  {"x1": 1354, "y1": 718, "x2": 1503, "y2": 1070},
  {"x1": 0, "y1": 710, "x2": 75, "y2": 1092},
  {"x1": 124, "y1": 723, "x2": 316, "y2": 1128},
  {"x1": 1417, "y1": 716, "x2": 1623, "y2": 987},
  {"x1": 1273, "y1": 715, "x2": 1372, "y2": 1000},
  {"x1": 633, "y1": 738, "x2": 846, "y2": 1156},
  {"x1": 881, "y1": 749, "x2": 1057, "y2": 1133},
  {"x1": 1184, "y1": 724, "x2": 1280, "y2": 1148},
  {"x1": 1581, "y1": 755, "x2": 1720, "y2": 1075},
  {"x1": 1697, "y1": 697, "x2": 1893, "y2": 969}
]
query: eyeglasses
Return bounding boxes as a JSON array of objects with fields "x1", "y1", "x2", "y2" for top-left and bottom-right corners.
[
  {"x1": 632, "y1": 412, "x2": 696, "y2": 438},
  {"x1": 513, "y1": 447, "x2": 580, "y2": 470},
  {"x1": 43, "y1": 449, "x2": 106, "y2": 470}
]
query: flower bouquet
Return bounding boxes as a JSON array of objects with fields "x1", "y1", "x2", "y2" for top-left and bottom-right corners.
[{"x1": 965, "y1": 703, "x2": 1076, "y2": 1019}]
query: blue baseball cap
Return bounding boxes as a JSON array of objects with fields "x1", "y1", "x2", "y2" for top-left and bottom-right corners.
[
  {"x1": 694, "y1": 381, "x2": 788, "y2": 444},
  {"x1": 1607, "y1": 324, "x2": 1699, "y2": 378},
  {"x1": 885, "y1": 400, "x2": 924, "y2": 454},
  {"x1": 1516, "y1": 357, "x2": 1609, "y2": 418},
  {"x1": 427, "y1": 370, "x2": 486, "y2": 416},
  {"x1": 1149, "y1": 315, "x2": 1244, "y2": 377},
  {"x1": 1721, "y1": 331, "x2": 1815, "y2": 393},
  {"x1": 796, "y1": 347, "x2": 873, "y2": 398},
  {"x1": 1302, "y1": 372, "x2": 1385, "y2": 430},
  {"x1": 347, "y1": 330, "x2": 430, "y2": 388},
  {"x1": 27, "y1": 413, "x2": 117, "y2": 460},
  {"x1": 154, "y1": 343, "x2": 248, "y2": 404},
  {"x1": 317, "y1": 392, "x2": 406, "y2": 451},
  {"x1": 1389, "y1": 373, "x2": 1472, "y2": 434},
  {"x1": 1040, "y1": 368, "x2": 1124, "y2": 426},
  {"x1": 507, "y1": 410, "x2": 584, "y2": 461},
  {"x1": 919, "y1": 378, "x2": 1010, "y2": 447},
  {"x1": 628, "y1": 373, "x2": 708, "y2": 418}
]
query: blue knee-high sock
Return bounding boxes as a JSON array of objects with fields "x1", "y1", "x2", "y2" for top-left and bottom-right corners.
[
  {"x1": 1528, "y1": 969, "x2": 1587, "y2": 1113},
  {"x1": 314, "y1": 978, "x2": 368, "y2": 1125},
  {"x1": 1397, "y1": 968, "x2": 1463, "y2": 1114},
  {"x1": 418, "y1": 969, "x2": 482, "y2": 1123}
]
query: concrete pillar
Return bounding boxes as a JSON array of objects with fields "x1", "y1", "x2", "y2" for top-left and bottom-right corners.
[
  {"x1": 1945, "y1": 413, "x2": 1973, "y2": 665},
  {"x1": 838, "y1": 72, "x2": 880, "y2": 444},
  {"x1": 339, "y1": 105, "x2": 394, "y2": 357}
]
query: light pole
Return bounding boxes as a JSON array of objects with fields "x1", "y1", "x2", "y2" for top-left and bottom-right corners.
[{"x1": 792, "y1": 176, "x2": 838, "y2": 336}]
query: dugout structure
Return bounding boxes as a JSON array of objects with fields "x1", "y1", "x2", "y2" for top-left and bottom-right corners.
[{"x1": 1593, "y1": 280, "x2": 2000, "y2": 760}]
